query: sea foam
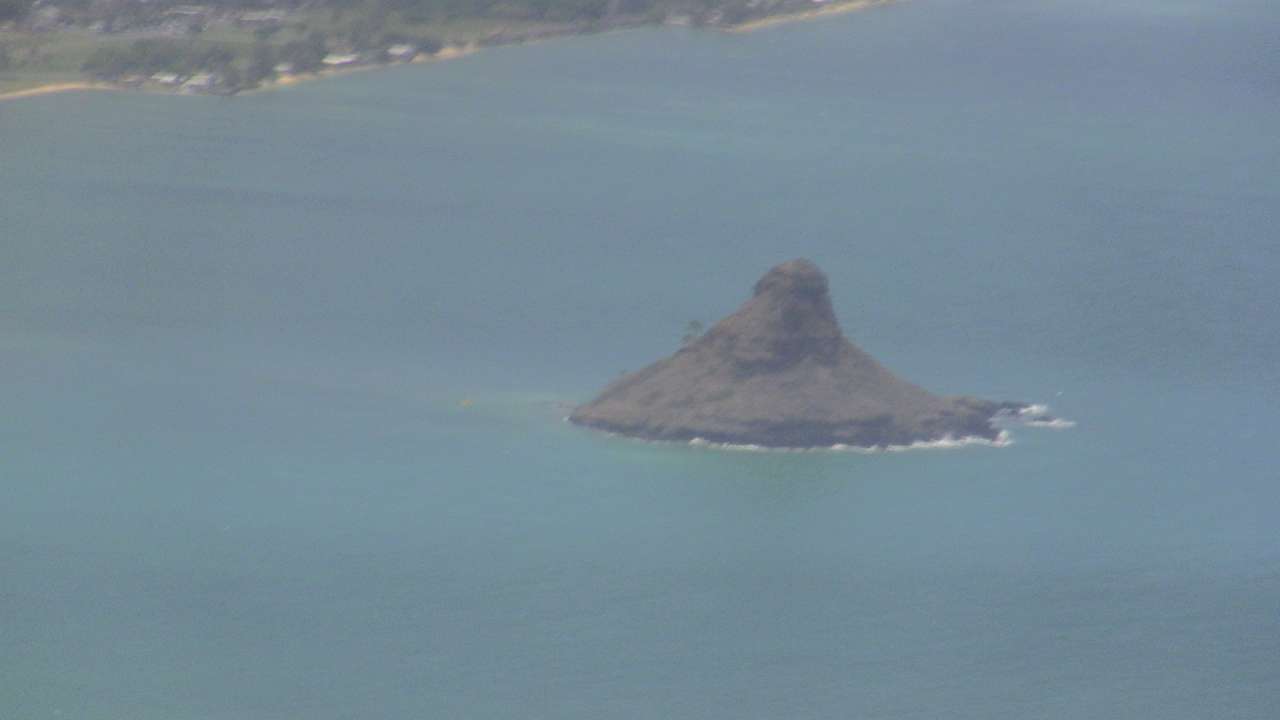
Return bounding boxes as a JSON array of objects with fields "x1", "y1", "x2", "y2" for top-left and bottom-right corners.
[
  {"x1": 684, "y1": 430, "x2": 1013, "y2": 454},
  {"x1": 1006, "y1": 403, "x2": 1076, "y2": 429},
  {"x1": 1025, "y1": 417, "x2": 1077, "y2": 429}
]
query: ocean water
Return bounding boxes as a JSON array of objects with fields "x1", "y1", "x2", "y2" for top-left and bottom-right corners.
[{"x1": 3, "y1": 0, "x2": 1279, "y2": 717}]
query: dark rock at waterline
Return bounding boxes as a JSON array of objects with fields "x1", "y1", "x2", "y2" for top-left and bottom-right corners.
[{"x1": 570, "y1": 259, "x2": 1026, "y2": 449}]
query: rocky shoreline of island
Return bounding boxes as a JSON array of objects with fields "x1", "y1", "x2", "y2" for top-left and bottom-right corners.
[{"x1": 569, "y1": 259, "x2": 1065, "y2": 451}]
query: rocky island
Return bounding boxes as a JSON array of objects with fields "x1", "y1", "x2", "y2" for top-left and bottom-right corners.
[{"x1": 571, "y1": 259, "x2": 1033, "y2": 449}]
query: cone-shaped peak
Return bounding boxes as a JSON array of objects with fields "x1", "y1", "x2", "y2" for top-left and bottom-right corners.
[
  {"x1": 708, "y1": 259, "x2": 842, "y2": 370},
  {"x1": 752, "y1": 258, "x2": 829, "y2": 299},
  {"x1": 570, "y1": 259, "x2": 1021, "y2": 449}
]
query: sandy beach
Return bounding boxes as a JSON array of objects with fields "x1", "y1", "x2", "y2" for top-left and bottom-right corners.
[
  {"x1": 0, "y1": 82, "x2": 113, "y2": 103},
  {"x1": 235, "y1": 43, "x2": 482, "y2": 97},
  {"x1": 425, "y1": 44, "x2": 480, "y2": 62},
  {"x1": 727, "y1": 0, "x2": 895, "y2": 33}
]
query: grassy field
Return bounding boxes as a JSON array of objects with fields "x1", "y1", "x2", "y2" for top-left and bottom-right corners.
[
  {"x1": 0, "y1": 1, "x2": 876, "y2": 96},
  {"x1": 0, "y1": 30, "x2": 103, "y2": 93},
  {"x1": 0, "y1": 28, "x2": 258, "y2": 93},
  {"x1": 0, "y1": 14, "x2": 584, "y2": 95}
]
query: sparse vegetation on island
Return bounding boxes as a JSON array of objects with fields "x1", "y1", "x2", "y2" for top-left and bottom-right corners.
[{"x1": 0, "y1": 0, "x2": 890, "y2": 98}]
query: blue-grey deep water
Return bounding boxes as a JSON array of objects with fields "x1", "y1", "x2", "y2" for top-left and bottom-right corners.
[{"x1": 3, "y1": 1, "x2": 1279, "y2": 718}]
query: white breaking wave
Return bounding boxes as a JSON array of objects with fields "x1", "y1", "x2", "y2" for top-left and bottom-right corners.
[
  {"x1": 576, "y1": 402, "x2": 1075, "y2": 454},
  {"x1": 1025, "y1": 417, "x2": 1077, "y2": 429},
  {"x1": 880, "y1": 430, "x2": 1013, "y2": 452},
  {"x1": 686, "y1": 430, "x2": 1013, "y2": 454},
  {"x1": 1006, "y1": 403, "x2": 1076, "y2": 430},
  {"x1": 689, "y1": 437, "x2": 770, "y2": 452}
]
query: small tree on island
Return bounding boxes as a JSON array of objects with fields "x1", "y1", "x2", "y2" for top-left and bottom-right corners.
[
  {"x1": 246, "y1": 43, "x2": 276, "y2": 86},
  {"x1": 682, "y1": 320, "x2": 705, "y2": 347}
]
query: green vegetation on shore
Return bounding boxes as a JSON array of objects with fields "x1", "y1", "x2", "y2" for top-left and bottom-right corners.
[{"x1": 0, "y1": 0, "x2": 868, "y2": 96}]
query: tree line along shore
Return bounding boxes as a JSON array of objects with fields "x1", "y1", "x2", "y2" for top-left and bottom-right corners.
[{"x1": 0, "y1": 0, "x2": 891, "y2": 98}]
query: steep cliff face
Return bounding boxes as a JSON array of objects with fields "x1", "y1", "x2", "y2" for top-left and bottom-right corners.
[{"x1": 570, "y1": 259, "x2": 1017, "y2": 448}]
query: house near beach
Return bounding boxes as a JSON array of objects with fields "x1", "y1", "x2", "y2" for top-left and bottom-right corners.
[
  {"x1": 386, "y1": 44, "x2": 418, "y2": 62},
  {"x1": 322, "y1": 53, "x2": 361, "y2": 68}
]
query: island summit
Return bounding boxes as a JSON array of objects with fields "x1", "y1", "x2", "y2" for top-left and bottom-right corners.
[{"x1": 570, "y1": 259, "x2": 1033, "y2": 449}]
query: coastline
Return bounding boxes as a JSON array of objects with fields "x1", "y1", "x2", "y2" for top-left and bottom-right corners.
[
  {"x1": 0, "y1": 1, "x2": 891, "y2": 104},
  {"x1": 727, "y1": 0, "x2": 896, "y2": 33},
  {"x1": 0, "y1": 42, "x2": 487, "y2": 104},
  {"x1": 570, "y1": 406, "x2": 1073, "y2": 454},
  {"x1": 249, "y1": 42, "x2": 481, "y2": 96},
  {"x1": 0, "y1": 82, "x2": 113, "y2": 103},
  {"x1": 571, "y1": 423, "x2": 1016, "y2": 454}
]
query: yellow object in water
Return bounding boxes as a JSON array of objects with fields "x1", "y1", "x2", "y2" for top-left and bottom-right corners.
[{"x1": 459, "y1": 398, "x2": 474, "y2": 408}]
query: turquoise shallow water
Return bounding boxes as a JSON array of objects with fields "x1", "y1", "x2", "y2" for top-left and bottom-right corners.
[{"x1": 3, "y1": 1, "x2": 1279, "y2": 718}]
